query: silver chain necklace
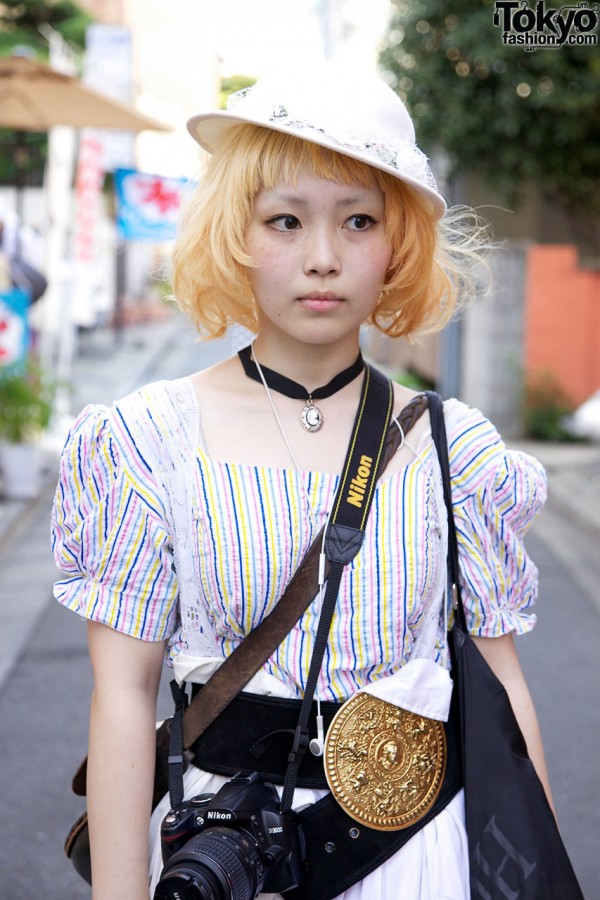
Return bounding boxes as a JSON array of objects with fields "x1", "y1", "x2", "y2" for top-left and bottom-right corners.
[{"x1": 250, "y1": 346, "x2": 301, "y2": 471}]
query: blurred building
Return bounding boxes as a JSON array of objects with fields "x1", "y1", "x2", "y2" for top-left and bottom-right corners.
[{"x1": 78, "y1": 0, "x2": 220, "y2": 178}]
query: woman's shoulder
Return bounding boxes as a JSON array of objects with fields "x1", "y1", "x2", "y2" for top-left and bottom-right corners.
[
  {"x1": 442, "y1": 396, "x2": 546, "y2": 498},
  {"x1": 442, "y1": 395, "x2": 495, "y2": 437},
  {"x1": 62, "y1": 377, "x2": 198, "y2": 479},
  {"x1": 113, "y1": 375, "x2": 196, "y2": 420},
  {"x1": 70, "y1": 376, "x2": 196, "y2": 429},
  {"x1": 110, "y1": 376, "x2": 199, "y2": 472}
]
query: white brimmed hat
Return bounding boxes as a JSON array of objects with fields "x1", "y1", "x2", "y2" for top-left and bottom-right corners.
[{"x1": 187, "y1": 62, "x2": 446, "y2": 220}]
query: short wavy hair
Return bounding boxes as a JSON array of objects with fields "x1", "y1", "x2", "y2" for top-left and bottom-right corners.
[{"x1": 172, "y1": 124, "x2": 483, "y2": 340}]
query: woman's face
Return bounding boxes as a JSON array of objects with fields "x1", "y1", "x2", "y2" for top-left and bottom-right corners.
[{"x1": 244, "y1": 171, "x2": 392, "y2": 353}]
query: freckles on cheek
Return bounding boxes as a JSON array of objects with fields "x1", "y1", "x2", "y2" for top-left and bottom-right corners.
[{"x1": 266, "y1": 296, "x2": 283, "y2": 318}]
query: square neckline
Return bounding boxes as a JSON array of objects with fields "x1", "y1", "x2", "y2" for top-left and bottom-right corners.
[{"x1": 180, "y1": 375, "x2": 434, "y2": 480}]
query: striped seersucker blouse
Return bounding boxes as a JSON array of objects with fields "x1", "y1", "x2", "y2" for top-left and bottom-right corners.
[{"x1": 51, "y1": 379, "x2": 547, "y2": 702}]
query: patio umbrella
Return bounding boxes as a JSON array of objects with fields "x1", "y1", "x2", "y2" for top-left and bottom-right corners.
[
  {"x1": 0, "y1": 55, "x2": 172, "y2": 410},
  {"x1": 0, "y1": 53, "x2": 170, "y2": 270},
  {"x1": 0, "y1": 55, "x2": 169, "y2": 132}
]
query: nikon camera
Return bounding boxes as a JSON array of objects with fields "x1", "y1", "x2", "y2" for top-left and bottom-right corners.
[{"x1": 154, "y1": 772, "x2": 306, "y2": 900}]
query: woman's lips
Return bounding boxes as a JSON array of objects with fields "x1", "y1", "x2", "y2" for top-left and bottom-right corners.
[{"x1": 298, "y1": 294, "x2": 344, "y2": 312}]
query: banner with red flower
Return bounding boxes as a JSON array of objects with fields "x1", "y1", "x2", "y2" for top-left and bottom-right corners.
[{"x1": 114, "y1": 169, "x2": 189, "y2": 241}]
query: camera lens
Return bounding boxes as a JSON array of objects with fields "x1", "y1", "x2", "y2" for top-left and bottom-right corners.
[
  {"x1": 154, "y1": 863, "x2": 223, "y2": 900},
  {"x1": 154, "y1": 827, "x2": 266, "y2": 900}
]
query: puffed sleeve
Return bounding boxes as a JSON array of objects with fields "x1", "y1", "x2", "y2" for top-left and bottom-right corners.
[
  {"x1": 445, "y1": 399, "x2": 547, "y2": 638},
  {"x1": 51, "y1": 403, "x2": 179, "y2": 641}
]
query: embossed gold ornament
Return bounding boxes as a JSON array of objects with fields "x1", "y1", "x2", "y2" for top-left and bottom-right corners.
[{"x1": 324, "y1": 692, "x2": 446, "y2": 831}]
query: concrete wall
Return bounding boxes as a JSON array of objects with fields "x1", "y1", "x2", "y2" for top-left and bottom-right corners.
[{"x1": 460, "y1": 244, "x2": 528, "y2": 438}]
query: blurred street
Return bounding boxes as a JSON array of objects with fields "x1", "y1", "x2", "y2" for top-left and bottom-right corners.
[{"x1": 0, "y1": 309, "x2": 598, "y2": 899}]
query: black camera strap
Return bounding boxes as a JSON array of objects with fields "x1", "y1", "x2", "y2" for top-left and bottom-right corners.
[
  {"x1": 279, "y1": 365, "x2": 395, "y2": 814},
  {"x1": 167, "y1": 680, "x2": 188, "y2": 808}
]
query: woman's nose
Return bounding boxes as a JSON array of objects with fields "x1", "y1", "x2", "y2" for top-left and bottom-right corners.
[{"x1": 303, "y1": 227, "x2": 341, "y2": 276}]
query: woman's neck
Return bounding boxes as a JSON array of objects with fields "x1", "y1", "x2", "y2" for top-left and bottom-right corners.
[{"x1": 251, "y1": 336, "x2": 362, "y2": 392}]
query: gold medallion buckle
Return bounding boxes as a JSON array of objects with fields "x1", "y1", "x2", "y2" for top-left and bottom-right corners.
[{"x1": 324, "y1": 692, "x2": 446, "y2": 831}]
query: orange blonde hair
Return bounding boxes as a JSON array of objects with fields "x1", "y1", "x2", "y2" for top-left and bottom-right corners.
[{"x1": 173, "y1": 124, "x2": 483, "y2": 339}]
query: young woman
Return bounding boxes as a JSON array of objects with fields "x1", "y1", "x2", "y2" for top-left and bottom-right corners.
[{"x1": 52, "y1": 62, "x2": 551, "y2": 900}]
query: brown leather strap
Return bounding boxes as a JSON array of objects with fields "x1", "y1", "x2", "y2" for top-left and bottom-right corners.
[{"x1": 182, "y1": 392, "x2": 429, "y2": 748}]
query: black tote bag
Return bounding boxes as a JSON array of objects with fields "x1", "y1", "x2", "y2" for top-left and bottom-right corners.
[{"x1": 427, "y1": 391, "x2": 584, "y2": 900}]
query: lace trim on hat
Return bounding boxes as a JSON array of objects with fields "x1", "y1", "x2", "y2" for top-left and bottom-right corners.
[{"x1": 228, "y1": 89, "x2": 439, "y2": 193}]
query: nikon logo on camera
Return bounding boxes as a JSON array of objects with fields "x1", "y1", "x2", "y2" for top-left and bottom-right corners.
[
  {"x1": 207, "y1": 810, "x2": 233, "y2": 820},
  {"x1": 346, "y1": 454, "x2": 373, "y2": 509}
]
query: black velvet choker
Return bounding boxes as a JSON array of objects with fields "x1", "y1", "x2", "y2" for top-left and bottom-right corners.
[{"x1": 238, "y1": 344, "x2": 365, "y2": 432}]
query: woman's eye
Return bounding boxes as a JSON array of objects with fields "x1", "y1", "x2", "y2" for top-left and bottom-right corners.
[
  {"x1": 268, "y1": 215, "x2": 301, "y2": 231},
  {"x1": 346, "y1": 214, "x2": 375, "y2": 231}
]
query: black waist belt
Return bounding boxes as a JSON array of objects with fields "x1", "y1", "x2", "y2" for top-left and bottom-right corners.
[
  {"x1": 189, "y1": 683, "x2": 463, "y2": 900},
  {"x1": 189, "y1": 684, "x2": 343, "y2": 788}
]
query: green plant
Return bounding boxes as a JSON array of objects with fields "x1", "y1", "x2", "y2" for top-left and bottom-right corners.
[
  {"x1": 394, "y1": 369, "x2": 433, "y2": 392},
  {"x1": 0, "y1": 364, "x2": 53, "y2": 443},
  {"x1": 522, "y1": 375, "x2": 582, "y2": 442}
]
